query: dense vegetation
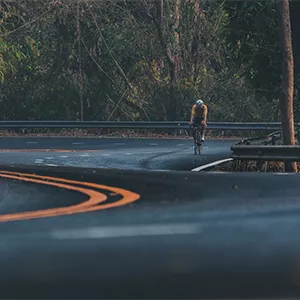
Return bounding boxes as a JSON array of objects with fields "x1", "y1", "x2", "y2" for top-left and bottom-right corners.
[{"x1": 0, "y1": 0, "x2": 299, "y2": 122}]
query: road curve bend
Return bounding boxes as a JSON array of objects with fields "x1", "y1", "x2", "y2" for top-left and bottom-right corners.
[{"x1": 0, "y1": 137, "x2": 235, "y2": 171}]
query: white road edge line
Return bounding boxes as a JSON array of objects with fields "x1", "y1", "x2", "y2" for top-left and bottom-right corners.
[
  {"x1": 191, "y1": 158, "x2": 233, "y2": 172},
  {"x1": 34, "y1": 159, "x2": 44, "y2": 163},
  {"x1": 51, "y1": 223, "x2": 200, "y2": 240},
  {"x1": 273, "y1": 173, "x2": 298, "y2": 176}
]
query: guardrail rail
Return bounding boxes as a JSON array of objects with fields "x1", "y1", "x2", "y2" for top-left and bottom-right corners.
[
  {"x1": 0, "y1": 121, "x2": 293, "y2": 130},
  {"x1": 231, "y1": 145, "x2": 300, "y2": 162}
]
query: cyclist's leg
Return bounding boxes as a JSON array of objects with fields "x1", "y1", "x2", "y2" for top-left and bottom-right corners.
[
  {"x1": 196, "y1": 127, "x2": 202, "y2": 146},
  {"x1": 200, "y1": 122, "x2": 207, "y2": 142},
  {"x1": 191, "y1": 126, "x2": 197, "y2": 149},
  {"x1": 193, "y1": 117, "x2": 202, "y2": 145},
  {"x1": 192, "y1": 124, "x2": 197, "y2": 141},
  {"x1": 196, "y1": 127, "x2": 203, "y2": 153},
  {"x1": 190, "y1": 117, "x2": 197, "y2": 144}
]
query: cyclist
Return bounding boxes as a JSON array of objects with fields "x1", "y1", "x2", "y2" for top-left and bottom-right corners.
[{"x1": 189, "y1": 99, "x2": 208, "y2": 149}]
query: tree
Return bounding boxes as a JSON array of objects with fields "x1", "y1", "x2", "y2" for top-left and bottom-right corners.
[
  {"x1": 0, "y1": 0, "x2": 283, "y2": 125},
  {"x1": 278, "y1": 0, "x2": 297, "y2": 172}
]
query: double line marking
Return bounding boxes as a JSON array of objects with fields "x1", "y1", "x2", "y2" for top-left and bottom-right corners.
[{"x1": 0, "y1": 171, "x2": 140, "y2": 222}]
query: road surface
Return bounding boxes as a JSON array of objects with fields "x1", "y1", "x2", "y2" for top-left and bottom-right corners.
[
  {"x1": 1, "y1": 164, "x2": 300, "y2": 299},
  {"x1": 0, "y1": 137, "x2": 234, "y2": 170},
  {"x1": 1, "y1": 137, "x2": 299, "y2": 299}
]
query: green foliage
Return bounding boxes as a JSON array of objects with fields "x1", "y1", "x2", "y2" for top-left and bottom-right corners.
[
  {"x1": 0, "y1": 0, "x2": 296, "y2": 122},
  {"x1": 224, "y1": 0, "x2": 280, "y2": 99}
]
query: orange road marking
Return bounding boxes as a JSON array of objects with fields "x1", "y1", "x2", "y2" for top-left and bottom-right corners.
[
  {"x1": 0, "y1": 149, "x2": 102, "y2": 152},
  {"x1": 0, "y1": 174, "x2": 107, "y2": 221},
  {"x1": 0, "y1": 171, "x2": 140, "y2": 222}
]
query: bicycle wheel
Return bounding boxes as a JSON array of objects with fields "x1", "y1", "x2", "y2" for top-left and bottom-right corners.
[
  {"x1": 196, "y1": 128, "x2": 201, "y2": 154},
  {"x1": 193, "y1": 142, "x2": 197, "y2": 155},
  {"x1": 198, "y1": 141, "x2": 203, "y2": 154},
  {"x1": 191, "y1": 126, "x2": 197, "y2": 154}
]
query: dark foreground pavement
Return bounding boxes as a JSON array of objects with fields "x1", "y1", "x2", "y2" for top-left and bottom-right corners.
[{"x1": 1, "y1": 164, "x2": 300, "y2": 299}]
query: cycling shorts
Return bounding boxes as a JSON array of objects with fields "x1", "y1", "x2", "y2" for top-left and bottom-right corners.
[{"x1": 192, "y1": 116, "x2": 204, "y2": 125}]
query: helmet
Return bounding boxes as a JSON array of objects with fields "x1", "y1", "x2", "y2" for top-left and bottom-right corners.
[{"x1": 196, "y1": 99, "x2": 204, "y2": 107}]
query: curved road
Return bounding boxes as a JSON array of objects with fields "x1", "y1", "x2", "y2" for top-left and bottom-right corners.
[
  {"x1": 0, "y1": 137, "x2": 234, "y2": 170},
  {"x1": 1, "y1": 137, "x2": 299, "y2": 299}
]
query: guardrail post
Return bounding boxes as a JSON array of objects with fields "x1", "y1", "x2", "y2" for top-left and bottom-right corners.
[
  {"x1": 257, "y1": 160, "x2": 268, "y2": 172},
  {"x1": 271, "y1": 135, "x2": 276, "y2": 145},
  {"x1": 241, "y1": 160, "x2": 247, "y2": 171},
  {"x1": 233, "y1": 159, "x2": 239, "y2": 170}
]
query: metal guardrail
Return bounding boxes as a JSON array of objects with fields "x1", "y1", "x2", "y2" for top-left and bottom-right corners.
[
  {"x1": 235, "y1": 130, "x2": 282, "y2": 146},
  {"x1": 231, "y1": 129, "x2": 300, "y2": 162},
  {"x1": 0, "y1": 121, "x2": 288, "y2": 130},
  {"x1": 231, "y1": 145, "x2": 300, "y2": 161}
]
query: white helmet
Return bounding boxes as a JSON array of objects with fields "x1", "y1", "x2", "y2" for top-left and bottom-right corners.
[{"x1": 196, "y1": 99, "x2": 203, "y2": 107}]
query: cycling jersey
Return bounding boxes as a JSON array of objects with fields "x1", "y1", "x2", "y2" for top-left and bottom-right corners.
[{"x1": 191, "y1": 104, "x2": 207, "y2": 120}]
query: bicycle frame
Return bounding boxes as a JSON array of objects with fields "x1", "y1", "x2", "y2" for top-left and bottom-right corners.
[{"x1": 191, "y1": 124, "x2": 203, "y2": 155}]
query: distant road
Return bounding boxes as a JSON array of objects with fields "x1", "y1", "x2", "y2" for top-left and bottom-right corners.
[{"x1": 0, "y1": 137, "x2": 235, "y2": 171}]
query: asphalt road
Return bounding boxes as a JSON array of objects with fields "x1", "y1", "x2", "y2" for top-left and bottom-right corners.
[
  {"x1": 2, "y1": 137, "x2": 300, "y2": 299},
  {"x1": 1, "y1": 165, "x2": 300, "y2": 299},
  {"x1": 0, "y1": 137, "x2": 234, "y2": 171}
]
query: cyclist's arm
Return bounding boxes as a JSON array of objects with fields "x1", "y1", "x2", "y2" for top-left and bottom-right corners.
[
  {"x1": 202, "y1": 105, "x2": 208, "y2": 124},
  {"x1": 189, "y1": 106, "x2": 195, "y2": 125}
]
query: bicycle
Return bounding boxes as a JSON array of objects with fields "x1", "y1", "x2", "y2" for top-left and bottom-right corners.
[{"x1": 190, "y1": 123, "x2": 203, "y2": 155}]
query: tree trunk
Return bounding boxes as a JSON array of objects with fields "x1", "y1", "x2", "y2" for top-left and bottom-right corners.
[
  {"x1": 152, "y1": 0, "x2": 180, "y2": 120},
  {"x1": 169, "y1": 0, "x2": 181, "y2": 120},
  {"x1": 77, "y1": 0, "x2": 83, "y2": 121},
  {"x1": 278, "y1": 0, "x2": 297, "y2": 172}
]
